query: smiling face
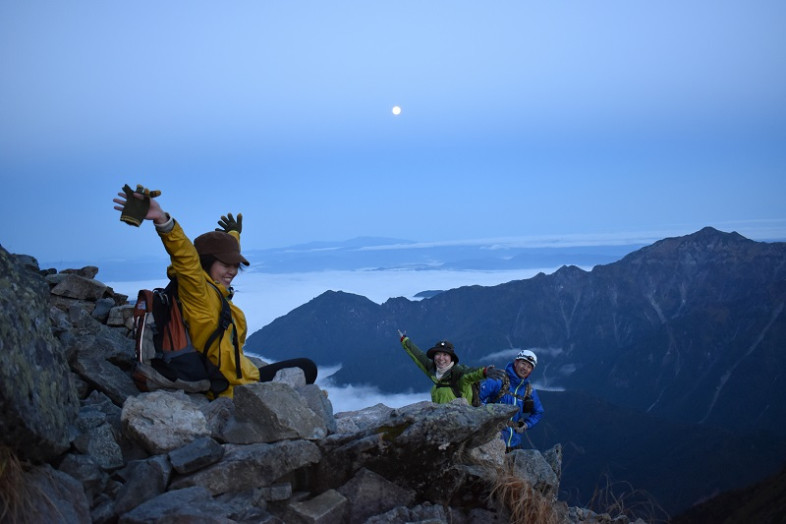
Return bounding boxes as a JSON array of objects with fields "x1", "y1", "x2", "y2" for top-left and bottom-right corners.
[
  {"x1": 209, "y1": 260, "x2": 240, "y2": 288},
  {"x1": 514, "y1": 359, "x2": 534, "y2": 379},
  {"x1": 432, "y1": 351, "x2": 453, "y2": 368}
]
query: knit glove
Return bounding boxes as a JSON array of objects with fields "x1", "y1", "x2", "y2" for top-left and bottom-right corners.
[
  {"x1": 216, "y1": 213, "x2": 243, "y2": 234},
  {"x1": 120, "y1": 184, "x2": 161, "y2": 227},
  {"x1": 484, "y1": 365, "x2": 505, "y2": 381}
]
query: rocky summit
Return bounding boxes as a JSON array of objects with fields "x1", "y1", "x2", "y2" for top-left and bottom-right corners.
[{"x1": 0, "y1": 245, "x2": 642, "y2": 524}]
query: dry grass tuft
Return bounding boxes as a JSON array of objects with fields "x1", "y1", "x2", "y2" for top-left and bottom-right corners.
[
  {"x1": 0, "y1": 445, "x2": 32, "y2": 523},
  {"x1": 587, "y1": 473, "x2": 670, "y2": 523},
  {"x1": 487, "y1": 463, "x2": 561, "y2": 524}
]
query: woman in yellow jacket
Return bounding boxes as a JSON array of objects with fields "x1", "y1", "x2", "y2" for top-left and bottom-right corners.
[{"x1": 114, "y1": 185, "x2": 317, "y2": 398}]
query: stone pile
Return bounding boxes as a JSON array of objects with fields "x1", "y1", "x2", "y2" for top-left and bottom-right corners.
[{"x1": 0, "y1": 245, "x2": 641, "y2": 523}]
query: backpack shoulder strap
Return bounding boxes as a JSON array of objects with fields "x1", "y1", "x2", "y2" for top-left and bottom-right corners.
[
  {"x1": 490, "y1": 373, "x2": 510, "y2": 403},
  {"x1": 444, "y1": 368, "x2": 462, "y2": 398},
  {"x1": 202, "y1": 282, "x2": 243, "y2": 380},
  {"x1": 133, "y1": 289, "x2": 155, "y2": 363}
]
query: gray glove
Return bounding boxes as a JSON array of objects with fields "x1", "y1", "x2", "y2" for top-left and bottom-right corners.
[
  {"x1": 484, "y1": 365, "x2": 505, "y2": 381},
  {"x1": 514, "y1": 421, "x2": 528, "y2": 433}
]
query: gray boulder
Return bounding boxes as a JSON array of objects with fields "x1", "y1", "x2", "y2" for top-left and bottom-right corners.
[
  {"x1": 221, "y1": 381, "x2": 328, "y2": 444},
  {"x1": 0, "y1": 247, "x2": 79, "y2": 462},
  {"x1": 121, "y1": 390, "x2": 210, "y2": 454},
  {"x1": 0, "y1": 256, "x2": 579, "y2": 523},
  {"x1": 169, "y1": 440, "x2": 322, "y2": 495},
  {"x1": 118, "y1": 486, "x2": 235, "y2": 524}
]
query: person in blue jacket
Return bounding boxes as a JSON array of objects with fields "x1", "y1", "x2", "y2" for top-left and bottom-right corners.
[{"x1": 479, "y1": 349, "x2": 544, "y2": 452}]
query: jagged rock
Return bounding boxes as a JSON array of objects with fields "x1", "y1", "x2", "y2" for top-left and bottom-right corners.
[
  {"x1": 273, "y1": 365, "x2": 307, "y2": 387},
  {"x1": 118, "y1": 486, "x2": 235, "y2": 524},
  {"x1": 260, "y1": 482, "x2": 293, "y2": 502},
  {"x1": 61, "y1": 265, "x2": 100, "y2": 279},
  {"x1": 49, "y1": 304, "x2": 73, "y2": 334},
  {"x1": 20, "y1": 463, "x2": 92, "y2": 523},
  {"x1": 50, "y1": 273, "x2": 108, "y2": 301},
  {"x1": 114, "y1": 455, "x2": 173, "y2": 515},
  {"x1": 200, "y1": 395, "x2": 235, "y2": 438},
  {"x1": 58, "y1": 453, "x2": 109, "y2": 502},
  {"x1": 0, "y1": 247, "x2": 79, "y2": 462},
  {"x1": 92, "y1": 297, "x2": 117, "y2": 322},
  {"x1": 106, "y1": 304, "x2": 135, "y2": 329},
  {"x1": 298, "y1": 383, "x2": 338, "y2": 434},
  {"x1": 467, "y1": 432, "x2": 507, "y2": 468},
  {"x1": 221, "y1": 382, "x2": 327, "y2": 444},
  {"x1": 315, "y1": 400, "x2": 518, "y2": 502},
  {"x1": 121, "y1": 390, "x2": 210, "y2": 454},
  {"x1": 168, "y1": 436, "x2": 225, "y2": 474},
  {"x1": 216, "y1": 489, "x2": 275, "y2": 522},
  {"x1": 336, "y1": 467, "x2": 416, "y2": 524},
  {"x1": 0, "y1": 256, "x2": 579, "y2": 523},
  {"x1": 72, "y1": 419, "x2": 124, "y2": 470},
  {"x1": 364, "y1": 501, "x2": 448, "y2": 523},
  {"x1": 543, "y1": 443, "x2": 563, "y2": 483},
  {"x1": 286, "y1": 488, "x2": 348, "y2": 524},
  {"x1": 82, "y1": 390, "x2": 124, "y2": 434},
  {"x1": 508, "y1": 448, "x2": 560, "y2": 501},
  {"x1": 334, "y1": 402, "x2": 396, "y2": 434},
  {"x1": 68, "y1": 302, "x2": 104, "y2": 331},
  {"x1": 169, "y1": 440, "x2": 322, "y2": 495},
  {"x1": 72, "y1": 348, "x2": 139, "y2": 406}
]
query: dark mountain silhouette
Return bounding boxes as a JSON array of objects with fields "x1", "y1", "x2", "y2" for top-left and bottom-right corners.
[
  {"x1": 670, "y1": 463, "x2": 786, "y2": 524},
  {"x1": 529, "y1": 390, "x2": 785, "y2": 516},
  {"x1": 246, "y1": 227, "x2": 786, "y2": 515},
  {"x1": 248, "y1": 226, "x2": 786, "y2": 436}
]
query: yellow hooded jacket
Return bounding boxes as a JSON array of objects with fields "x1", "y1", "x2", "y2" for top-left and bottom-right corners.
[{"x1": 158, "y1": 219, "x2": 260, "y2": 397}]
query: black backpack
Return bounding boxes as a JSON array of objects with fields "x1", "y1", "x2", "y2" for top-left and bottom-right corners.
[
  {"x1": 446, "y1": 371, "x2": 483, "y2": 407},
  {"x1": 131, "y1": 279, "x2": 240, "y2": 396}
]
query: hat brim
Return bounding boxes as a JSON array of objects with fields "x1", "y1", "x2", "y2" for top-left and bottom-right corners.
[
  {"x1": 427, "y1": 347, "x2": 459, "y2": 364},
  {"x1": 215, "y1": 253, "x2": 250, "y2": 266}
]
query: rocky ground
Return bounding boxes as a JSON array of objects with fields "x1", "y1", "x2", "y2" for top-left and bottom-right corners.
[{"x1": 0, "y1": 245, "x2": 644, "y2": 523}]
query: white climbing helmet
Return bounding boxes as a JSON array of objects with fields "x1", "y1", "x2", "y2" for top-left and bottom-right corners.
[{"x1": 515, "y1": 349, "x2": 537, "y2": 368}]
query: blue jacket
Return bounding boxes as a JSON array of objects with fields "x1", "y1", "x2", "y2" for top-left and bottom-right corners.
[{"x1": 479, "y1": 361, "x2": 544, "y2": 449}]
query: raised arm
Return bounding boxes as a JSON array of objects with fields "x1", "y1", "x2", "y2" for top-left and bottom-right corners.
[{"x1": 397, "y1": 330, "x2": 434, "y2": 377}]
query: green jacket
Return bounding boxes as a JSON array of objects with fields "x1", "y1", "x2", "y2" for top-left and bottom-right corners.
[{"x1": 400, "y1": 337, "x2": 486, "y2": 404}]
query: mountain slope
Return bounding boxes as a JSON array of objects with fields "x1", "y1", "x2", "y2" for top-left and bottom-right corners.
[
  {"x1": 531, "y1": 390, "x2": 785, "y2": 517},
  {"x1": 245, "y1": 227, "x2": 786, "y2": 517},
  {"x1": 247, "y1": 227, "x2": 786, "y2": 436}
]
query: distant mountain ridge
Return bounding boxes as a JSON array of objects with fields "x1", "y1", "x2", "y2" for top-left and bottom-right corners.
[
  {"x1": 246, "y1": 227, "x2": 786, "y2": 514},
  {"x1": 248, "y1": 226, "x2": 786, "y2": 436},
  {"x1": 45, "y1": 235, "x2": 646, "y2": 282}
]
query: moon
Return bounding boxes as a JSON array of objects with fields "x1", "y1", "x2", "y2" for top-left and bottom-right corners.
[{"x1": 391, "y1": 106, "x2": 402, "y2": 116}]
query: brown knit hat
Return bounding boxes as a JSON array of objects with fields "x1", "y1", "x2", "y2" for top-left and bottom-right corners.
[
  {"x1": 426, "y1": 340, "x2": 459, "y2": 364},
  {"x1": 193, "y1": 231, "x2": 249, "y2": 266}
]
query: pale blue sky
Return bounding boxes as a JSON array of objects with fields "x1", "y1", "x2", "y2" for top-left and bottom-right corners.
[{"x1": 2, "y1": 1, "x2": 785, "y2": 264}]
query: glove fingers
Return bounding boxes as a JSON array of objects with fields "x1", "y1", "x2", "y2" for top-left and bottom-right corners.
[{"x1": 120, "y1": 184, "x2": 154, "y2": 227}]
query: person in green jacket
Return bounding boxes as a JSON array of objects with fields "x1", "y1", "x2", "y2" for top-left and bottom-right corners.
[{"x1": 397, "y1": 330, "x2": 505, "y2": 404}]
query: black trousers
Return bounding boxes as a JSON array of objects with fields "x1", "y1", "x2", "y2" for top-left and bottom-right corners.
[{"x1": 258, "y1": 358, "x2": 318, "y2": 384}]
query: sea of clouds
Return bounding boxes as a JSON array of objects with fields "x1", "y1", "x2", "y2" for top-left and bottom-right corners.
[{"x1": 107, "y1": 266, "x2": 558, "y2": 413}]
